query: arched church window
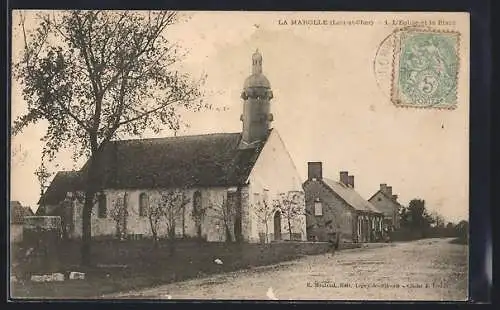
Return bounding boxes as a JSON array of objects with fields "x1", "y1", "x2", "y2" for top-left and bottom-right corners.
[
  {"x1": 139, "y1": 193, "x2": 148, "y2": 217},
  {"x1": 98, "y1": 193, "x2": 107, "y2": 218}
]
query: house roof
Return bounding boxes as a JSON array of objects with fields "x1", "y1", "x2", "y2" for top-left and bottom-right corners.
[
  {"x1": 321, "y1": 178, "x2": 382, "y2": 214},
  {"x1": 10, "y1": 201, "x2": 34, "y2": 224},
  {"x1": 368, "y1": 190, "x2": 403, "y2": 207},
  {"x1": 39, "y1": 132, "x2": 268, "y2": 205}
]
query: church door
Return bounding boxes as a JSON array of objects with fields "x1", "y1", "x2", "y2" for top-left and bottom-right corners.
[{"x1": 274, "y1": 211, "x2": 282, "y2": 241}]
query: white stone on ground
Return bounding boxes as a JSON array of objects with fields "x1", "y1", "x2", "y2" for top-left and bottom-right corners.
[
  {"x1": 69, "y1": 271, "x2": 85, "y2": 280},
  {"x1": 214, "y1": 258, "x2": 223, "y2": 265},
  {"x1": 266, "y1": 287, "x2": 278, "y2": 300}
]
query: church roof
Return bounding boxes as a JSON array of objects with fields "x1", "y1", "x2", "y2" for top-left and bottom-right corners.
[
  {"x1": 321, "y1": 178, "x2": 382, "y2": 214},
  {"x1": 39, "y1": 132, "x2": 268, "y2": 205},
  {"x1": 37, "y1": 171, "x2": 82, "y2": 206},
  {"x1": 244, "y1": 74, "x2": 271, "y2": 89}
]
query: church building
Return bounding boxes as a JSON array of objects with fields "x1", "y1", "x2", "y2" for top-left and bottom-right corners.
[{"x1": 38, "y1": 50, "x2": 307, "y2": 243}]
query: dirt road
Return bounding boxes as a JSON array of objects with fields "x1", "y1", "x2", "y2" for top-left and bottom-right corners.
[{"x1": 105, "y1": 238, "x2": 468, "y2": 301}]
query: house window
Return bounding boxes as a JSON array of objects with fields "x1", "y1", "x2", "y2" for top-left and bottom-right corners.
[
  {"x1": 98, "y1": 194, "x2": 107, "y2": 218},
  {"x1": 314, "y1": 201, "x2": 323, "y2": 216},
  {"x1": 139, "y1": 193, "x2": 148, "y2": 217}
]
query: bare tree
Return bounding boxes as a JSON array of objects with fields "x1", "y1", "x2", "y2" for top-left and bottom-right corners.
[
  {"x1": 276, "y1": 191, "x2": 304, "y2": 240},
  {"x1": 109, "y1": 192, "x2": 128, "y2": 240},
  {"x1": 254, "y1": 193, "x2": 276, "y2": 243},
  {"x1": 147, "y1": 190, "x2": 189, "y2": 252},
  {"x1": 430, "y1": 211, "x2": 445, "y2": 228},
  {"x1": 146, "y1": 193, "x2": 165, "y2": 248},
  {"x1": 33, "y1": 160, "x2": 54, "y2": 214},
  {"x1": 162, "y1": 190, "x2": 190, "y2": 241},
  {"x1": 12, "y1": 143, "x2": 29, "y2": 167},
  {"x1": 209, "y1": 196, "x2": 235, "y2": 243},
  {"x1": 191, "y1": 192, "x2": 208, "y2": 240},
  {"x1": 12, "y1": 11, "x2": 210, "y2": 266}
]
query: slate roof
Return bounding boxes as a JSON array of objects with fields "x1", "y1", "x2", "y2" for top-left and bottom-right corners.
[
  {"x1": 39, "y1": 132, "x2": 267, "y2": 205},
  {"x1": 11, "y1": 201, "x2": 34, "y2": 224},
  {"x1": 322, "y1": 178, "x2": 382, "y2": 214},
  {"x1": 368, "y1": 190, "x2": 404, "y2": 208}
]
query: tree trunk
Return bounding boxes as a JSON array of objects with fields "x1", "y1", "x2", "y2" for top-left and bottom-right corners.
[
  {"x1": 115, "y1": 223, "x2": 120, "y2": 239},
  {"x1": 149, "y1": 217, "x2": 159, "y2": 248},
  {"x1": 152, "y1": 230, "x2": 159, "y2": 248},
  {"x1": 224, "y1": 222, "x2": 232, "y2": 243},
  {"x1": 288, "y1": 218, "x2": 292, "y2": 240},
  {"x1": 168, "y1": 225, "x2": 176, "y2": 256},
  {"x1": 81, "y1": 145, "x2": 101, "y2": 266},
  {"x1": 182, "y1": 205, "x2": 186, "y2": 238},
  {"x1": 197, "y1": 223, "x2": 202, "y2": 239},
  {"x1": 81, "y1": 191, "x2": 94, "y2": 266},
  {"x1": 265, "y1": 221, "x2": 269, "y2": 243}
]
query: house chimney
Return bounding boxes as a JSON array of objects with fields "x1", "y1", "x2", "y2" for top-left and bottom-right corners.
[
  {"x1": 340, "y1": 171, "x2": 349, "y2": 186},
  {"x1": 392, "y1": 194, "x2": 398, "y2": 201},
  {"x1": 387, "y1": 186, "x2": 393, "y2": 196},
  {"x1": 380, "y1": 183, "x2": 387, "y2": 193},
  {"x1": 308, "y1": 162, "x2": 322, "y2": 180},
  {"x1": 348, "y1": 175, "x2": 354, "y2": 188}
]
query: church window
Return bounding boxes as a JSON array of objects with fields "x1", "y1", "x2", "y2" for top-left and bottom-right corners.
[
  {"x1": 314, "y1": 200, "x2": 323, "y2": 216},
  {"x1": 193, "y1": 191, "x2": 203, "y2": 238},
  {"x1": 378, "y1": 197, "x2": 382, "y2": 201},
  {"x1": 98, "y1": 194, "x2": 107, "y2": 218},
  {"x1": 254, "y1": 193, "x2": 261, "y2": 206},
  {"x1": 139, "y1": 193, "x2": 148, "y2": 217}
]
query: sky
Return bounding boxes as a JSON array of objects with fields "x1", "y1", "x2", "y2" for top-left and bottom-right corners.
[{"x1": 10, "y1": 11, "x2": 470, "y2": 223}]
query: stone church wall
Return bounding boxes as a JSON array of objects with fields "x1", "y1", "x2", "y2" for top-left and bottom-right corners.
[{"x1": 71, "y1": 187, "x2": 241, "y2": 242}]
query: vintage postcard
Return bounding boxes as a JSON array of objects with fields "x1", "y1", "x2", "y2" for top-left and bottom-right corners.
[{"x1": 10, "y1": 11, "x2": 469, "y2": 301}]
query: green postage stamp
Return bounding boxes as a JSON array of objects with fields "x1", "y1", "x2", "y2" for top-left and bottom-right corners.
[{"x1": 391, "y1": 29, "x2": 460, "y2": 109}]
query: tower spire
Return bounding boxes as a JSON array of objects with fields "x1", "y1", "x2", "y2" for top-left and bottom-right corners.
[
  {"x1": 252, "y1": 49, "x2": 263, "y2": 74},
  {"x1": 240, "y1": 49, "x2": 273, "y2": 149}
]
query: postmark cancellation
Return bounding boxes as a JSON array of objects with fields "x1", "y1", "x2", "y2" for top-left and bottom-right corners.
[{"x1": 390, "y1": 28, "x2": 460, "y2": 109}]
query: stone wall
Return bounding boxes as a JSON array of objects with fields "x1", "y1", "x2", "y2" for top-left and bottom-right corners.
[
  {"x1": 247, "y1": 130, "x2": 307, "y2": 243},
  {"x1": 71, "y1": 187, "x2": 241, "y2": 242},
  {"x1": 10, "y1": 224, "x2": 23, "y2": 243},
  {"x1": 303, "y1": 180, "x2": 355, "y2": 243}
]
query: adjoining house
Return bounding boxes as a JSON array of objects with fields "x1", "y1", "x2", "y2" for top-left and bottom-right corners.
[
  {"x1": 10, "y1": 201, "x2": 34, "y2": 243},
  {"x1": 303, "y1": 162, "x2": 384, "y2": 244},
  {"x1": 368, "y1": 184, "x2": 403, "y2": 233},
  {"x1": 38, "y1": 50, "x2": 306, "y2": 243}
]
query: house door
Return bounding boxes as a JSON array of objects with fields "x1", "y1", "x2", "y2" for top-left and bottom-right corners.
[{"x1": 274, "y1": 211, "x2": 282, "y2": 241}]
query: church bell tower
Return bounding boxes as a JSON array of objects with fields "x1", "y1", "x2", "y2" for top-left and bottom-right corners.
[{"x1": 239, "y1": 49, "x2": 274, "y2": 149}]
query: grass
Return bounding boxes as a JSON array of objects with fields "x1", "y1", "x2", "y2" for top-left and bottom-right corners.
[{"x1": 10, "y1": 239, "x2": 331, "y2": 299}]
